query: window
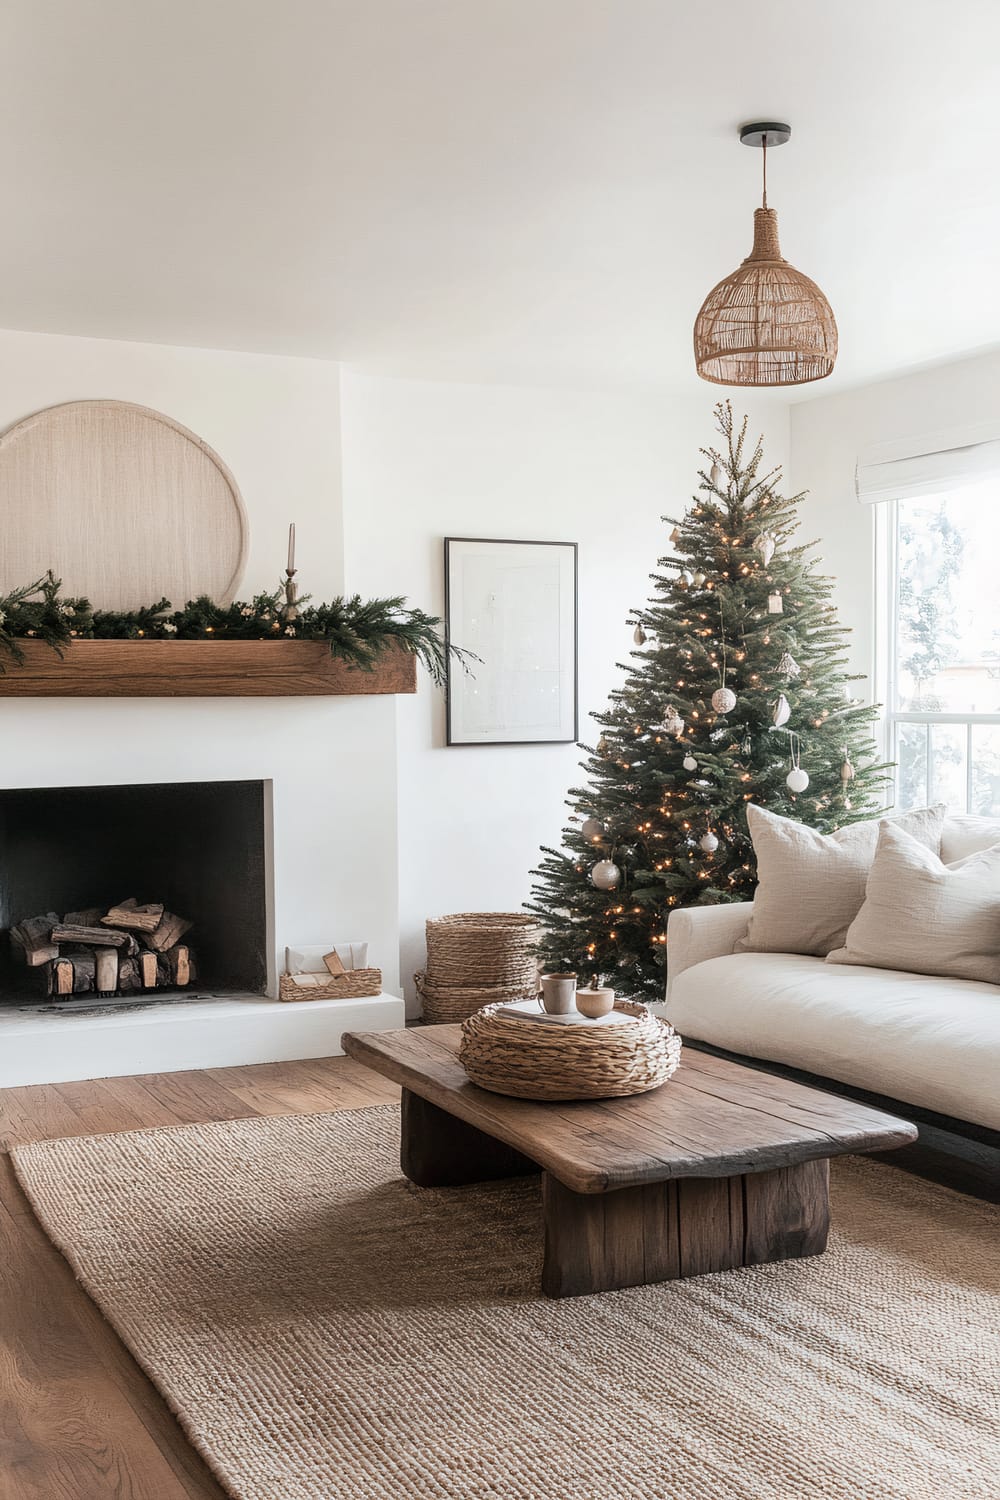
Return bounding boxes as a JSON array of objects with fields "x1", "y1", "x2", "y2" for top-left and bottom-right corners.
[{"x1": 880, "y1": 479, "x2": 1000, "y2": 815}]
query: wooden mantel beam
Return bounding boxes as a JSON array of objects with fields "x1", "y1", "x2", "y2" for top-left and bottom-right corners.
[{"x1": 0, "y1": 639, "x2": 418, "y2": 697}]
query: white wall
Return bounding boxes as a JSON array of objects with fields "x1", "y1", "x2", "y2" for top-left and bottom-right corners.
[
  {"x1": 0, "y1": 328, "x2": 401, "y2": 998},
  {"x1": 0, "y1": 327, "x2": 801, "y2": 1017},
  {"x1": 790, "y1": 349, "x2": 1000, "y2": 686},
  {"x1": 340, "y1": 372, "x2": 789, "y2": 1012}
]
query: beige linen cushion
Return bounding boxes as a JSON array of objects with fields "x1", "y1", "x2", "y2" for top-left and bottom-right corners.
[
  {"x1": 827, "y1": 822, "x2": 1000, "y2": 984},
  {"x1": 941, "y1": 813, "x2": 1000, "y2": 864},
  {"x1": 738, "y1": 802, "x2": 946, "y2": 958}
]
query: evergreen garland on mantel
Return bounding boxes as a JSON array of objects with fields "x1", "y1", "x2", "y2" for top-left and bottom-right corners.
[{"x1": 0, "y1": 573, "x2": 467, "y2": 686}]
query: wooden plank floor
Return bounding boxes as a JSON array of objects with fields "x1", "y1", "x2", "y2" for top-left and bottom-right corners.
[{"x1": 0, "y1": 1056, "x2": 400, "y2": 1500}]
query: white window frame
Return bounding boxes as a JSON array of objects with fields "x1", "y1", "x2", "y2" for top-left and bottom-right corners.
[{"x1": 876, "y1": 496, "x2": 1000, "y2": 814}]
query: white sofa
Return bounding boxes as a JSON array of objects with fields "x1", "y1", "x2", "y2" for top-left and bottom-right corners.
[{"x1": 663, "y1": 814, "x2": 1000, "y2": 1136}]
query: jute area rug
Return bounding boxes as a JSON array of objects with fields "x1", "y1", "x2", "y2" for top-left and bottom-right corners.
[{"x1": 12, "y1": 1104, "x2": 1000, "y2": 1500}]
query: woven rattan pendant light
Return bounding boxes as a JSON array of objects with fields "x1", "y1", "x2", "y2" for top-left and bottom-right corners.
[{"x1": 694, "y1": 122, "x2": 837, "y2": 387}]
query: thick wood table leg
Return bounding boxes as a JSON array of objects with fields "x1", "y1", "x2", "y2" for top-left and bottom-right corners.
[
  {"x1": 399, "y1": 1088, "x2": 538, "y2": 1187},
  {"x1": 541, "y1": 1158, "x2": 830, "y2": 1297}
]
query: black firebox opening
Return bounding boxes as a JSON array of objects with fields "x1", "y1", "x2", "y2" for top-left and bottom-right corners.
[{"x1": 0, "y1": 779, "x2": 268, "y2": 1003}]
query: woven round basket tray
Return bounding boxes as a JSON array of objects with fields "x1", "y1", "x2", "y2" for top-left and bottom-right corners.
[
  {"x1": 459, "y1": 1000, "x2": 683, "y2": 1102},
  {"x1": 425, "y1": 912, "x2": 540, "y2": 990}
]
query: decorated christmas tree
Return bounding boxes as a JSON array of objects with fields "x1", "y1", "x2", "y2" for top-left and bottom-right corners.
[{"x1": 527, "y1": 402, "x2": 890, "y2": 1002}]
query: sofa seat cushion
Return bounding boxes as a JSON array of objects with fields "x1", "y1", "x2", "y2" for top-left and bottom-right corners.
[{"x1": 666, "y1": 952, "x2": 1000, "y2": 1133}]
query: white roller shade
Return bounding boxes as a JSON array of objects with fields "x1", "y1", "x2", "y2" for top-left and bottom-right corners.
[{"x1": 855, "y1": 422, "x2": 1000, "y2": 504}]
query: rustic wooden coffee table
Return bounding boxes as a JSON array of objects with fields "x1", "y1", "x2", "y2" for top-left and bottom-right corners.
[{"x1": 342, "y1": 1025, "x2": 916, "y2": 1298}]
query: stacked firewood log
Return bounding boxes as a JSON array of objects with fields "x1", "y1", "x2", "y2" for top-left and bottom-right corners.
[{"x1": 9, "y1": 899, "x2": 195, "y2": 997}]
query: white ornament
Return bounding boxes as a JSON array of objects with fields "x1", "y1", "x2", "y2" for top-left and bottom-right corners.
[
  {"x1": 682, "y1": 754, "x2": 698, "y2": 772},
  {"x1": 711, "y1": 686, "x2": 737, "y2": 714},
  {"x1": 777, "y1": 651, "x2": 800, "y2": 678},
  {"x1": 699, "y1": 831, "x2": 719, "y2": 854},
  {"x1": 591, "y1": 859, "x2": 621, "y2": 891},
  {"x1": 709, "y1": 462, "x2": 722, "y2": 486},
  {"x1": 633, "y1": 623, "x2": 647, "y2": 646},
  {"x1": 767, "y1": 592, "x2": 784, "y2": 614},
  {"x1": 772, "y1": 694, "x2": 792, "y2": 728},
  {"x1": 581, "y1": 817, "x2": 605, "y2": 842},
  {"x1": 754, "y1": 532, "x2": 776, "y2": 565},
  {"x1": 675, "y1": 571, "x2": 689, "y2": 590},
  {"x1": 692, "y1": 570, "x2": 706, "y2": 587},
  {"x1": 785, "y1": 729, "x2": 808, "y2": 791},
  {"x1": 840, "y1": 755, "x2": 856, "y2": 784},
  {"x1": 659, "y1": 707, "x2": 685, "y2": 738}
]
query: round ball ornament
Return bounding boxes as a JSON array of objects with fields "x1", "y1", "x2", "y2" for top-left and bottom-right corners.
[
  {"x1": 711, "y1": 686, "x2": 737, "y2": 714},
  {"x1": 699, "y1": 831, "x2": 719, "y2": 854},
  {"x1": 786, "y1": 766, "x2": 810, "y2": 793},
  {"x1": 581, "y1": 817, "x2": 605, "y2": 843},
  {"x1": 590, "y1": 859, "x2": 622, "y2": 891},
  {"x1": 682, "y1": 753, "x2": 698, "y2": 772}
]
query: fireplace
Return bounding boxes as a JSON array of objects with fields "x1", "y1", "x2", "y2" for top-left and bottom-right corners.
[
  {"x1": 0, "y1": 779, "x2": 268, "y2": 1004},
  {"x1": 0, "y1": 694, "x2": 404, "y2": 1086}
]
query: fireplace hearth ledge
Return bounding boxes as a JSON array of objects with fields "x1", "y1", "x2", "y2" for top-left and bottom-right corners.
[{"x1": 0, "y1": 991, "x2": 405, "y2": 1089}]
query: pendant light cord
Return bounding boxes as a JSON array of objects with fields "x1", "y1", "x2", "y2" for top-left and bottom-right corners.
[{"x1": 762, "y1": 136, "x2": 768, "y2": 209}]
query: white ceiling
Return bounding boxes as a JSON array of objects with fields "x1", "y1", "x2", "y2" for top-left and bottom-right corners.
[{"x1": 2, "y1": 0, "x2": 999, "y2": 398}]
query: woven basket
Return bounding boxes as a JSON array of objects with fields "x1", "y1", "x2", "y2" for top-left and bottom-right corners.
[
  {"x1": 418, "y1": 912, "x2": 541, "y2": 1023},
  {"x1": 425, "y1": 912, "x2": 540, "y2": 989},
  {"x1": 459, "y1": 1001, "x2": 682, "y2": 1102},
  {"x1": 279, "y1": 968, "x2": 382, "y2": 1003},
  {"x1": 414, "y1": 972, "x2": 537, "y2": 1026}
]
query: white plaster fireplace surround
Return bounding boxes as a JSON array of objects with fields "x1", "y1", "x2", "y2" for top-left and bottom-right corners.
[{"x1": 0, "y1": 694, "x2": 404, "y2": 1086}]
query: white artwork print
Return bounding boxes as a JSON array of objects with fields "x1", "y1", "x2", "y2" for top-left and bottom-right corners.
[{"x1": 446, "y1": 539, "x2": 577, "y2": 744}]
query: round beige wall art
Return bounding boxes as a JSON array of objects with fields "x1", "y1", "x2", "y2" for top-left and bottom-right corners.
[{"x1": 0, "y1": 400, "x2": 249, "y2": 610}]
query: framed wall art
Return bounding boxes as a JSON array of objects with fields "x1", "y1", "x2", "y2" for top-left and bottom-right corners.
[{"x1": 444, "y1": 537, "x2": 578, "y2": 746}]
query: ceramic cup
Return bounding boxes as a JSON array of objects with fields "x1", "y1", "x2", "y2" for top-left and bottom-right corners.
[
  {"x1": 540, "y1": 972, "x2": 577, "y2": 1015},
  {"x1": 575, "y1": 986, "x2": 616, "y2": 1019}
]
